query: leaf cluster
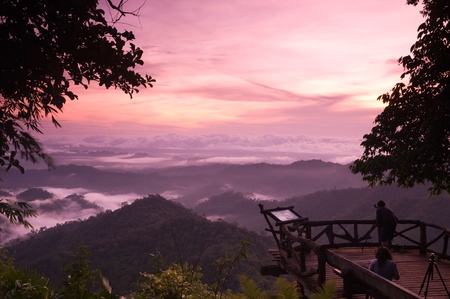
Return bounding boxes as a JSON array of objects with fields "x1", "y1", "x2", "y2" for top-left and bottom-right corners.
[
  {"x1": 0, "y1": 0, "x2": 155, "y2": 172},
  {"x1": 0, "y1": 199, "x2": 36, "y2": 233},
  {"x1": 351, "y1": 0, "x2": 450, "y2": 195}
]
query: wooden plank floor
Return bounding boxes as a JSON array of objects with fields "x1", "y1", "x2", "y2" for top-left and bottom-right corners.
[{"x1": 321, "y1": 248, "x2": 450, "y2": 298}]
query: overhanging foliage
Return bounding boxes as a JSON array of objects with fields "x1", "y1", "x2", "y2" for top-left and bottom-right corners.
[{"x1": 351, "y1": 0, "x2": 450, "y2": 195}]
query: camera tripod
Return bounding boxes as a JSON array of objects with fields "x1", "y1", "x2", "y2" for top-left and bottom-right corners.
[{"x1": 419, "y1": 254, "x2": 450, "y2": 298}]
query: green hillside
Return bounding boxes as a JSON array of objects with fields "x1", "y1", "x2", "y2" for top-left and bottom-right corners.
[{"x1": 6, "y1": 195, "x2": 276, "y2": 296}]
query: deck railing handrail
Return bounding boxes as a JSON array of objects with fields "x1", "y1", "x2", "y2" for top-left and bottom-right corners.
[
  {"x1": 280, "y1": 224, "x2": 421, "y2": 299},
  {"x1": 259, "y1": 205, "x2": 449, "y2": 298},
  {"x1": 300, "y1": 219, "x2": 450, "y2": 260}
]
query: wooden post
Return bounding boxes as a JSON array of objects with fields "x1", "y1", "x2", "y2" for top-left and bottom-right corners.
[
  {"x1": 299, "y1": 244, "x2": 306, "y2": 272},
  {"x1": 325, "y1": 224, "x2": 334, "y2": 245},
  {"x1": 317, "y1": 247, "x2": 327, "y2": 285},
  {"x1": 305, "y1": 223, "x2": 311, "y2": 240},
  {"x1": 442, "y1": 232, "x2": 449, "y2": 257},
  {"x1": 420, "y1": 222, "x2": 427, "y2": 254},
  {"x1": 353, "y1": 223, "x2": 358, "y2": 243}
]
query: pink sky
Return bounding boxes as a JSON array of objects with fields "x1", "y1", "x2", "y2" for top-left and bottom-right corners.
[{"x1": 40, "y1": 0, "x2": 424, "y2": 165}]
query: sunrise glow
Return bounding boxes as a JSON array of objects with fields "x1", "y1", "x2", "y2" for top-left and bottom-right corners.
[{"x1": 40, "y1": 0, "x2": 423, "y2": 164}]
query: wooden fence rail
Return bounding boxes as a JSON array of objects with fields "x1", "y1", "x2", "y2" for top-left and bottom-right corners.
[
  {"x1": 259, "y1": 205, "x2": 450, "y2": 298},
  {"x1": 302, "y1": 219, "x2": 450, "y2": 259}
]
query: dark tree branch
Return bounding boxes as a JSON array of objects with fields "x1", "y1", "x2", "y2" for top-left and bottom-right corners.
[{"x1": 106, "y1": 0, "x2": 146, "y2": 23}]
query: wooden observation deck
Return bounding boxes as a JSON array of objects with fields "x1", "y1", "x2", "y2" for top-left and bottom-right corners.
[{"x1": 259, "y1": 204, "x2": 450, "y2": 299}]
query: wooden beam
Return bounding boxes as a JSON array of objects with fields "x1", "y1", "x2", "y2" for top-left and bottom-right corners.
[{"x1": 325, "y1": 250, "x2": 421, "y2": 299}]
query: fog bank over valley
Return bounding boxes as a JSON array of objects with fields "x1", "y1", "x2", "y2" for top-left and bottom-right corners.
[
  {"x1": 1, "y1": 158, "x2": 368, "y2": 243},
  {"x1": 37, "y1": 133, "x2": 363, "y2": 169},
  {"x1": 0, "y1": 187, "x2": 143, "y2": 244},
  {"x1": 3, "y1": 149, "x2": 449, "y2": 246}
]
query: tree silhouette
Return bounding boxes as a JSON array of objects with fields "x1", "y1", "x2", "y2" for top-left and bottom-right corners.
[
  {"x1": 0, "y1": 0, "x2": 155, "y2": 173},
  {"x1": 0, "y1": 0, "x2": 154, "y2": 229},
  {"x1": 351, "y1": 0, "x2": 450, "y2": 195}
]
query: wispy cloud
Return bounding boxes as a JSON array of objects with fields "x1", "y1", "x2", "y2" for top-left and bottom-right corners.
[
  {"x1": 36, "y1": 0, "x2": 423, "y2": 166},
  {"x1": 38, "y1": 133, "x2": 363, "y2": 170}
]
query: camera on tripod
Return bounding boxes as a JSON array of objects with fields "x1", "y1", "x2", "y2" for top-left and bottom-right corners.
[
  {"x1": 419, "y1": 253, "x2": 450, "y2": 298},
  {"x1": 429, "y1": 253, "x2": 436, "y2": 262}
]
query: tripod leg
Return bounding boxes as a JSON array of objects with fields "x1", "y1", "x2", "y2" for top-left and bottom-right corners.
[
  {"x1": 419, "y1": 264, "x2": 433, "y2": 297},
  {"x1": 432, "y1": 263, "x2": 450, "y2": 296},
  {"x1": 425, "y1": 265, "x2": 432, "y2": 298}
]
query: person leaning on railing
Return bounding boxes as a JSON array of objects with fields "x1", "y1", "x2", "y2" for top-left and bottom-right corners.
[{"x1": 374, "y1": 200, "x2": 398, "y2": 249}]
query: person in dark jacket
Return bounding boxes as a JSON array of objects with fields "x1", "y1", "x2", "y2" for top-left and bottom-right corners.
[{"x1": 374, "y1": 200, "x2": 397, "y2": 248}]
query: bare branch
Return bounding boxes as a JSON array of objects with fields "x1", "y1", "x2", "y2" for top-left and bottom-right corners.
[{"x1": 106, "y1": 0, "x2": 146, "y2": 23}]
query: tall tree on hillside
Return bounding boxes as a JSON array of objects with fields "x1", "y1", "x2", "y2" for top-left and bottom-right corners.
[
  {"x1": 0, "y1": 0, "x2": 154, "y2": 229},
  {"x1": 350, "y1": 0, "x2": 450, "y2": 195}
]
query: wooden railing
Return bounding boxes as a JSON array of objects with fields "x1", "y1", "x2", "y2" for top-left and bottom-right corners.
[
  {"x1": 301, "y1": 219, "x2": 450, "y2": 260},
  {"x1": 259, "y1": 205, "x2": 450, "y2": 298},
  {"x1": 279, "y1": 224, "x2": 421, "y2": 299}
]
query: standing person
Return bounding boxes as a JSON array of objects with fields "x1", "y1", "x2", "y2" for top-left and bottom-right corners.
[
  {"x1": 374, "y1": 200, "x2": 397, "y2": 248},
  {"x1": 369, "y1": 246, "x2": 400, "y2": 281}
]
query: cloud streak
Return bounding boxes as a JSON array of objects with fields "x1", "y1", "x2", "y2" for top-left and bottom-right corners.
[
  {"x1": 36, "y1": 0, "x2": 424, "y2": 166},
  {"x1": 37, "y1": 133, "x2": 363, "y2": 171}
]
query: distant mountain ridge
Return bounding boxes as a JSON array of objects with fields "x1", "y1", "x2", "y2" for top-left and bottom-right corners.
[
  {"x1": 194, "y1": 186, "x2": 450, "y2": 233},
  {"x1": 1, "y1": 160, "x2": 366, "y2": 207}
]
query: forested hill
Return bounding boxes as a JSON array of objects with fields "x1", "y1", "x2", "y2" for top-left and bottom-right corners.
[{"x1": 6, "y1": 195, "x2": 275, "y2": 296}]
